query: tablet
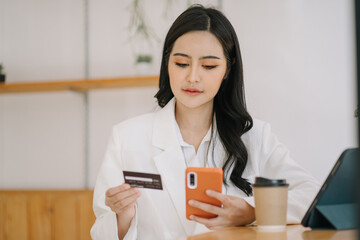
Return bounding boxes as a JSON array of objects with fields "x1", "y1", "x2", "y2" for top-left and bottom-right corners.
[{"x1": 301, "y1": 148, "x2": 359, "y2": 229}]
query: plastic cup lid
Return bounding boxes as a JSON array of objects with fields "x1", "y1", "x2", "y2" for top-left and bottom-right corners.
[{"x1": 252, "y1": 177, "x2": 289, "y2": 187}]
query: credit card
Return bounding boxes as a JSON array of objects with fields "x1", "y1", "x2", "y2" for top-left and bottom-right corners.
[{"x1": 123, "y1": 171, "x2": 163, "y2": 190}]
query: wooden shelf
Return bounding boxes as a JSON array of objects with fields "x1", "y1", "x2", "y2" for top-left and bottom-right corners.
[{"x1": 0, "y1": 75, "x2": 159, "y2": 94}]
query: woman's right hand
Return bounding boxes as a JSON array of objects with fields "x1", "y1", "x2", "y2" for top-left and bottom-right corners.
[
  {"x1": 105, "y1": 183, "x2": 141, "y2": 236},
  {"x1": 105, "y1": 183, "x2": 141, "y2": 218}
]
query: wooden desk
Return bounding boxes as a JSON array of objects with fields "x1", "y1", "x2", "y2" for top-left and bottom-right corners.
[{"x1": 184, "y1": 225, "x2": 357, "y2": 240}]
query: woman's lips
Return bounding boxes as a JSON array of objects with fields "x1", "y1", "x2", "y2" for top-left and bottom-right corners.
[{"x1": 182, "y1": 88, "x2": 203, "y2": 96}]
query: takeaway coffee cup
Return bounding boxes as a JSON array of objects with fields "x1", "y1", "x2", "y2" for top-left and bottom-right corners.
[{"x1": 252, "y1": 177, "x2": 289, "y2": 231}]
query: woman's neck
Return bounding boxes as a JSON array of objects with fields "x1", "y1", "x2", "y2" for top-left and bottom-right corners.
[
  {"x1": 175, "y1": 101, "x2": 213, "y2": 152},
  {"x1": 175, "y1": 101, "x2": 213, "y2": 132}
]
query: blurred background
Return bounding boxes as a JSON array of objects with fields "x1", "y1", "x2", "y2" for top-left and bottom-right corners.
[
  {"x1": 0, "y1": 0, "x2": 356, "y2": 189},
  {"x1": 0, "y1": 0, "x2": 358, "y2": 239}
]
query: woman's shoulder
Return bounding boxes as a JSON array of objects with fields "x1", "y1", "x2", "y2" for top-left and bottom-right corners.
[
  {"x1": 242, "y1": 118, "x2": 270, "y2": 145},
  {"x1": 108, "y1": 112, "x2": 158, "y2": 147},
  {"x1": 112, "y1": 99, "x2": 174, "y2": 134},
  {"x1": 248, "y1": 118, "x2": 268, "y2": 135}
]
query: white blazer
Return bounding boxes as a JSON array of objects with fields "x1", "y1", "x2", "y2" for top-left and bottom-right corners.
[{"x1": 91, "y1": 98, "x2": 320, "y2": 240}]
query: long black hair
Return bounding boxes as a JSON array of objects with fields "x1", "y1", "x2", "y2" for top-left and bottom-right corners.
[{"x1": 155, "y1": 5, "x2": 253, "y2": 196}]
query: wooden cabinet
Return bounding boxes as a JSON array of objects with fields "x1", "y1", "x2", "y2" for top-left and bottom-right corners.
[{"x1": 0, "y1": 190, "x2": 95, "y2": 240}]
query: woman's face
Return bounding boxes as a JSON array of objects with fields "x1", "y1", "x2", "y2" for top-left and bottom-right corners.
[{"x1": 168, "y1": 31, "x2": 227, "y2": 112}]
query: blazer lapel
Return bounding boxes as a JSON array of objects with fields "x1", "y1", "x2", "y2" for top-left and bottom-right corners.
[{"x1": 152, "y1": 98, "x2": 196, "y2": 235}]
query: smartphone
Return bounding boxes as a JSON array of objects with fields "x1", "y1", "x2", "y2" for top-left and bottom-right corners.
[{"x1": 185, "y1": 167, "x2": 223, "y2": 220}]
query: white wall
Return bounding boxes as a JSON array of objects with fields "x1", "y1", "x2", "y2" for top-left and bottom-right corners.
[
  {"x1": 224, "y1": 0, "x2": 357, "y2": 181},
  {"x1": 0, "y1": 92, "x2": 85, "y2": 188},
  {"x1": 0, "y1": 0, "x2": 86, "y2": 189},
  {"x1": 0, "y1": 0, "x2": 85, "y2": 82},
  {"x1": 0, "y1": 0, "x2": 357, "y2": 189}
]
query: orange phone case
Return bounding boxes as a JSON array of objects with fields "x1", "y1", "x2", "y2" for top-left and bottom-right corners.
[{"x1": 186, "y1": 167, "x2": 223, "y2": 220}]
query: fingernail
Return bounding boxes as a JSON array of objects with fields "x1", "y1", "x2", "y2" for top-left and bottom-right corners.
[
  {"x1": 189, "y1": 200, "x2": 194, "y2": 205},
  {"x1": 206, "y1": 190, "x2": 211, "y2": 195},
  {"x1": 190, "y1": 215, "x2": 194, "y2": 220}
]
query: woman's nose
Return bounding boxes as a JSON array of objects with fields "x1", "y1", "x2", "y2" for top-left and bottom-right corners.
[{"x1": 187, "y1": 65, "x2": 200, "y2": 84}]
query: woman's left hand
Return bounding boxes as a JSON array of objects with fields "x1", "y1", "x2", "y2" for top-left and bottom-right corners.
[{"x1": 188, "y1": 190, "x2": 255, "y2": 230}]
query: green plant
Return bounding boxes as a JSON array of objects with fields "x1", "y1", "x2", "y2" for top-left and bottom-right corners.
[
  {"x1": 127, "y1": 0, "x2": 155, "y2": 43},
  {"x1": 136, "y1": 54, "x2": 153, "y2": 63},
  {"x1": 0, "y1": 63, "x2": 5, "y2": 83},
  {"x1": 127, "y1": 0, "x2": 159, "y2": 64}
]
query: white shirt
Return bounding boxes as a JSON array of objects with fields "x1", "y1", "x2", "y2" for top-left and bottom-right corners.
[{"x1": 174, "y1": 120, "x2": 211, "y2": 168}]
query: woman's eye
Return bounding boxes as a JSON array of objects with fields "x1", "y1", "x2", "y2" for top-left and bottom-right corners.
[
  {"x1": 203, "y1": 65, "x2": 217, "y2": 70},
  {"x1": 175, "y1": 63, "x2": 189, "y2": 68}
]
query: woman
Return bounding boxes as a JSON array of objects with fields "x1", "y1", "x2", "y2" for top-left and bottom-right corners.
[{"x1": 91, "y1": 5, "x2": 319, "y2": 240}]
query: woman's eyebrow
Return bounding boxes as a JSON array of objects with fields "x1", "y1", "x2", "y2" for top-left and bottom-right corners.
[
  {"x1": 173, "y1": 53, "x2": 190, "y2": 58},
  {"x1": 200, "y1": 55, "x2": 220, "y2": 60},
  {"x1": 173, "y1": 52, "x2": 221, "y2": 60}
]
